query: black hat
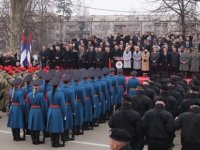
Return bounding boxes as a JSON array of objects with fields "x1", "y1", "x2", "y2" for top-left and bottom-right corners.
[
  {"x1": 160, "y1": 85, "x2": 169, "y2": 91},
  {"x1": 153, "y1": 96, "x2": 166, "y2": 104},
  {"x1": 62, "y1": 74, "x2": 72, "y2": 82},
  {"x1": 43, "y1": 73, "x2": 52, "y2": 81},
  {"x1": 193, "y1": 79, "x2": 200, "y2": 86},
  {"x1": 50, "y1": 78, "x2": 60, "y2": 86},
  {"x1": 117, "y1": 69, "x2": 123, "y2": 75},
  {"x1": 190, "y1": 98, "x2": 200, "y2": 106},
  {"x1": 12, "y1": 78, "x2": 22, "y2": 86},
  {"x1": 109, "y1": 128, "x2": 131, "y2": 142},
  {"x1": 191, "y1": 85, "x2": 199, "y2": 92},
  {"x1": 37, "y1": 70, "x2": 44, "y2": 78},
  {"x1": 122, "y1": 95, "x2": 132, "y2": 102},
  {"x1": 130, "y1": 71, "x2": 137, "y2": 76},
  {"x1": 31, "y1": 79, "x2": 42, "y2": 86},
  {"x1": 24, "y1": 74, "x2": 33, "y2": 82},
  {"x1": 136, "y1": 90, "x2": 145, "y2": 95}
]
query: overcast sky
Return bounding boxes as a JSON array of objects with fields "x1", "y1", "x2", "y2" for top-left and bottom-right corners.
[{"x1": 77, "y1": 0, "x2": 151, "y2": 15}]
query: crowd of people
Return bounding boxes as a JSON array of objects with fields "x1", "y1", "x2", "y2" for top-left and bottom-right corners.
[
  {"x1": 4, "y1": 64, "x2": 200, "y2": 150},
  {"x1": 37, "y1": 32, "x2": 200, "y2": 77}
]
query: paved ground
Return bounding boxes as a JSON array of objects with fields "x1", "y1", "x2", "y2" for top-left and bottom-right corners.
[{"x1": 0, "y1": 112, "x2": 182, "y2": 150}]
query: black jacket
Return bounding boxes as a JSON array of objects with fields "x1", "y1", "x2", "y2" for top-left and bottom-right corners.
[
  {"x1": 131, "y1": 94, "x2": 153, "y2": 117},
  {"x1": 142, "y1": 106, "x2": 174, "y2": 141},
  {"x1": 175, "y1": 107, "x2": 200, "y2": 144},
  {"x1": 108, "y1": 104, "x2": 141, "y2": 139}
]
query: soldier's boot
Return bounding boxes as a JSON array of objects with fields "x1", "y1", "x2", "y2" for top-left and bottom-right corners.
[
  {"x1": 75, "y1": 126, "x2": 82, "y2": 135},
  {"x1": 70, "y1": 129, "x2": 75, "y2": 141},
  {"x1": 34, "y1": 131, "x2": 44, "y2": 145},
  {"x1": 51, "y1": 133, "x2": 56, "y2": 147},
  {"x1": 53, "y1": 133, "x2": 65, "y2": 148},
  {"x1": 12, "y1": 129, "x2": 17, "y2": 141},
  {"x1": 31, "y1": 131, "x2": 35, "y2": 144},
  {"x1": 81, "y1": 126, "x2": 84, "y2": 135},
  {"x1": 64, "y1": 130, "x2": 69, "y2": 141},
  {"x1": 26, "y1": 128, "x2": 31, "y2": 135},
  {"x1": 15, "y1": 129, "x2": 24, "y2": 141}
]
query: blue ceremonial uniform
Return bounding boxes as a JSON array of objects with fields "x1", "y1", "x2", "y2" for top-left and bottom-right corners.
[
  {"x1": 127, "y1": 77, "x2": 139, "y2": 96},
  {"x1": 117, "y1": 75, "x2": 126, "y2": 104},
  {"x1": 108, "y1": 75, "x2": 119, "y2": 107},
  {"x1": 59, "y1": 85, "x2": 75, "y2": 130},
  {"x1": 82, "y1": 80, "x2": 95, "y2": 123},
  {"x1": 91, "y1": 79, "x2": 102, "y2": 119},
  {"x1": 102, "y1": 76, "x2": 112, "y2": 111},
  {"x1": 46, "y1": 89, "x2": 66, "y2": 133},
  {"x1": 73, "y1": 83, "x2": 86, "y2": 127},
  {"x1": 27, "y1": 91, "x2": 46, "y2": 131},
  {"x1": 7, "y1": 88, "x2": 25, "y2": 128}
]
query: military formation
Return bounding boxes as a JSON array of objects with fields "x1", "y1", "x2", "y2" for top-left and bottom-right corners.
[{"x1": 5, "y1": 66, "x2": 128, "y2": 148}]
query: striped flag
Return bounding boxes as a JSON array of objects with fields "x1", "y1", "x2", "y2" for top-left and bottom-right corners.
[
  {"x1": 27, "y1": 32, "x2": 32, "y2": 66},
  {"x1": 20, "y1": 32, "x2": 27, "y2": 67}
]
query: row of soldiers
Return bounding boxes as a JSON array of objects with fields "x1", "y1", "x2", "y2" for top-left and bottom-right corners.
[
  {"x1": 7, "y1": 67, "x2": 127, "y2": 148},
  {"x1": 109, "y1": 71, "x2": 200, "y2": 150}
]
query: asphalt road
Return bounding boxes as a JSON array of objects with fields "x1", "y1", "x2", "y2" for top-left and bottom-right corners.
[{"x1": 0, "y1": 112, "x2": 182, "y2": 150}]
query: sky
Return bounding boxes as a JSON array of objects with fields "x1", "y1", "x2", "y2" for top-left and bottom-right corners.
[{"x1": 73, "y1": 0, "x2": 151, "y2": 15}]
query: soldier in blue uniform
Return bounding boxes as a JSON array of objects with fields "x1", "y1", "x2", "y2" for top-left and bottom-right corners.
[
  {"x1": 116, "y1": 69, "x2": 126, "y2": 108},
  {"x1": 22, "y1": 74, "x2": 33, "y2": 135},
  {"x1": 96, "y1": 70, "x2": 108, "y2": 123},
  {"x1": 46, "y1": 78, "x2": 66, "y2": 148},
  {"x1": 26, "y1": 79, "x2": 46, "y2": 145},
  {"x1": 102, "y1": 67, "x2": 112, "y2": 118},
  {"x1": 81, "y1": 71, "x2": 95, "y2": 130},
  {"x1": 40, "y1": 73, "x2": 52, "y2": 138},
  {"x1": 72, "y1": 71, "x2": 86, "y2": 135},
  {"x1": 108, "y1": 68, "x2": 119, "y2": 112},
  {"x1": 90, "y1": 70, "x2": 102, "y2": 126},
  {"x1": 7, "y1": 78, "x2": 26, "y2": 141},
  {"x1": 127, "y1": 71, "x2": 139, "y2": 96},
  {"x1": 59, "y1": 74, "x2": 76, "y2": 141}
]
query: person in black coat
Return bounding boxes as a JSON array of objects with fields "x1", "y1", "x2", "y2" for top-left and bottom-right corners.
[
  {"x1": 159, "y1": 45, "x2": 171, "y2": 73},
  {"x1": 175, "y1": 99, "x2": 200, "y2": 150},
  {"x1": 131, "y1": 89, "x2": 153, "y2": 117},
  {"x1": 103, "y1": 47, "x2": 112, "y2": 68},
  {"x1": 155, "y1": 85, "x2": 178, "y2": 117},
  {"x1": 86, "y1": 46, "x2": 96, "y2": 68},
  {"x1": 47, "y1": 46, "x2": 56, "y2": 69},
  {"x1": 142, "y1": 97, "x2": 174, "y2": 150},
  {"x1": 54, "y1": 45, "x2": 63, "y2": 67},
  {"x1": 109, "y1": 128, "x2": 132, "y2": 150},
  {"x1": 39, "y1": 46, "x2": 47, "y2": 68},
  {"x1": 63, "y1": 45, "x2": 73, "y2": 69},
  {"x1": 95, "y1": 47, "x2": 105, "y2": 68},
  {"x1": 108, "y1": 95, "x2": 142, "y2": 150},
  {"x1": 171, "y1": 46, "x2": 180, "y2": 74}
]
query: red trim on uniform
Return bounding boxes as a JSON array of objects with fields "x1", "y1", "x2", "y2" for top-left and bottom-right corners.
[
  {"x1": 12, "y1": 102, "x2": 20, "y2": 106},
  {"x1": 49, "y1": 104, "x2": 60, "y2": 108},
  {"x1": 31, "y1": 105, "x2": 41, "y2": 109}
]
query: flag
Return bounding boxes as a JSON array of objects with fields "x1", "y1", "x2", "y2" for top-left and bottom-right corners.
[
  {"x1": 27, "y1": 32, "x2": 32, "y2": 66},
  {"x1": 20, "y1": 32, "x2": 27, "y2": 67}
]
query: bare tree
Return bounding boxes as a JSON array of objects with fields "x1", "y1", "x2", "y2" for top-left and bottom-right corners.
[{"x1": 146, "y1": 0, "x2": 200, "y2": 39}]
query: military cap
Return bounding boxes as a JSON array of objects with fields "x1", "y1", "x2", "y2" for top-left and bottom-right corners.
[
  {"x1": 73, "y1": 72, "x2": 81, "y2": 81},
  {"x1": 190, "y1": 98, "x2": 200, "y2": 106},
  {"x1": 160, "y1": 85, "x2": 169, "y2": 91},
  {"x1": 117, "y1": 69, "x2": 123, "y2": 75},
  {"x1": 96, "y1": 70, "x2": 103, "y2": 78},
  {"x1": 54, "y1": 71, "x2": 63, "y2": 79},
  {"x1": 62, "y1": 74, "x2": 72, "y2": 82},
  {"x1": 12, "y1": 78, "x2": 23, "y2": 86},
  {"x1": 154, "y1": 96, "x2": 166, "y2": 104},
  {"x1": 82, "y1": 71, "x2": 90, "y2": 79},
  {"x1": 24, "y1": 74, "x2": 33, "y2": 83},
  {"x1": 102, "y1": 67, "x2": 109, "y2": 75},
  {"x1": 122, "y1": 95, "x2": 132, "y2": 102},
  {"x1": 109, "y1": 128, "x2": 131, "y2": 142},
  {"x1": 37, "y1": 70, "x2": 44, "y2": 78},
  {"x1": 193, "y1": 79, "x2": 200, "y2": 86},
  {"x1": 130, "y1": 71, "x2": 137, "y2": 76},
  {"x1": 190, "y1": 85, "x2": 199, "y2": 92},
  {"x1": 50, "y1": 78, "x2": 60, "y2": 86},
  {"x1": 31, "y1": 79, "x2": 42, "y2": 86},
  {"x1": 109, "y1": 67, "x2": 115, "y2": 72},
  {"x1": 43, "y1": 73, "x2": 52, "y2": 81}
]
